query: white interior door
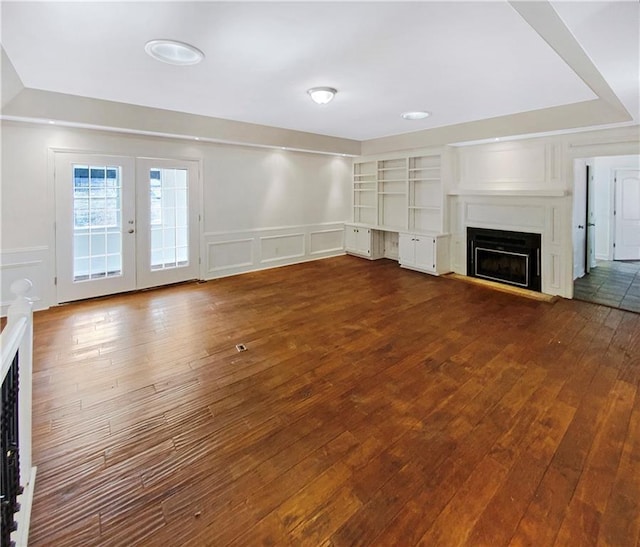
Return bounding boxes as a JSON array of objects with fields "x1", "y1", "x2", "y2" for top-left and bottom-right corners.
[
  {"x1": 135, "y1": 158, "x2": 200, "y2": 289},
  {"x1": 614, "y1": 169, "x2": 640, "y2": 260},
  {"x1": 55, "y1": 153, "x2": 136, "y2": 302}
]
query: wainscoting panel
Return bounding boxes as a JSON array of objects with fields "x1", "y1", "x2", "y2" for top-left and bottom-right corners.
[
  {"x1": 466, "y1": 203, "x2": 545, "y2": 230},
  {"x1": 458, "y1": 140, "x2": 562, "y2": 189},
  {"x1": 206, "y1": 239, "x2": 254, "y2": 274},
  {"x1": 260, "y1": 233, "x2": 305, "y2": 264},
  {"x1": 203, "y1": 223, "x2": 345, "y2": 279},
  {"x1": 1, "y1": 247, "x2": 50, "y2": 315},
  {"x1": 309, "y1": 229, "x2": 344, "y2": 256},
  {"x1": 550, "y1": 253, "x2": 562, "y2": 290},
  {"x1": 551, "y1": 206, "x2": 562, "y2": 245}
]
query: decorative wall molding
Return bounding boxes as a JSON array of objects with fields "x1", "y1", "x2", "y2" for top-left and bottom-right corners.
[
  {"x1": 203, "y1": 222, "x2": 345, "y2": 279},
  {"x1": 465, "y1": 203, "x2": 545, "y2": 230},
  {"x1": 206, "y1": 238, "x2": 254, "y2": 274},
  {"x1": 0, "y1": 247, "x2": 51, "y2": 314},
  {"x1": 259, "y1": 233, "x2": 305, "y2": 264},
  {"x1": 457, "y1": 139, "x2": 563, "y2": 189},
  {"x1": 309, "y1": 228, "x2": 344, "y2": 256}
]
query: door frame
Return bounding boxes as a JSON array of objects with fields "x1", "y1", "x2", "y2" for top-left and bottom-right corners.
[{"x1": 51, "y1": 148, "x2": 204, "y2": 304}]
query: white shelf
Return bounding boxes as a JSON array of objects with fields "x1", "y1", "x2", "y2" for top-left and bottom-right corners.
[
  {"x1": 411, "y1": 178, "x2": 440, "y2": 182},
  {"x1": 378, "y1": 191, "x2": 406, "y2": 195},
  {"x1": 354, "y1": 189, "x2": 376, "y2": 192},
  {"x1": 448, "y1": 188, "x2": 568, "y2": 197},
  {"x1": 354, "y1": 205, "x2": 376, "y2": 209},
  {"x1": 409, "y1": 206, "x2": 440, "y2": 210},
  {"x1": 379, "y1": 225, "x2": 407, "y2": 232}
]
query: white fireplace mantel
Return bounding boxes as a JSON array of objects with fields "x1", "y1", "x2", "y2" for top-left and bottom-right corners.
[{"x1": 448, "y1": 191, "x2": 572, "y2": 298}]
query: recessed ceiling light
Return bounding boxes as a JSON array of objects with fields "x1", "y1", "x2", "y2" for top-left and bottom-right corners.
[
  {"x1": 307, "y1": 87, "x2": 337, "y2": 105},
  {"x1": 401, "y1": 111, "x2": 430, "y2": 120},
  {"x1": 145, "y1": 39, "x2": 204, "y2": 66}
]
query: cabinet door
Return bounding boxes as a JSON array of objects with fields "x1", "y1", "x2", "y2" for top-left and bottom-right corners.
[
  {"x1": 356, "y1": 228, "x2": 371, "y2": 256},
  {"x1": 414, "y1": 236, "x2": 435, "y2": 271},
  {"x1": 345, "y1": 226, "x2": 358, "y2": 252},
  {"x1": 398, "y1": 233, "x2": 415, "y2": 265}
]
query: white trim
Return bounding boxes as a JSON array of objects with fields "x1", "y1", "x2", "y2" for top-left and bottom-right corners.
[
  {"x1": 3, "y1": 116, "x2": 359, "y2": 158},
  {"x1": 0, "y1": 246, "x2": 49, "y2": 255},
  {"x1": 203, "y1": 220, "x2": 343, "y2": 238},
  {"x1": 0, "y1": 260, "x2": 43, "y2": 270}
]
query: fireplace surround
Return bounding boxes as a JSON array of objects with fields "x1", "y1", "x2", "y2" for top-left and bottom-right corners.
[{"x1": 467, "y1": 227, "x2": 541, "y2": 292}]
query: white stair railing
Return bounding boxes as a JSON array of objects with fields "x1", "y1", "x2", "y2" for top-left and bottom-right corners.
[{"x1": 1, "y1": 279, "x2": 37, "y2": 547}]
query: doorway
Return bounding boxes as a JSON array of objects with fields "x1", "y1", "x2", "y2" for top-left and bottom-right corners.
[
  {"x1": 54, "y1": 152, "x2": 201, "y2": 303},
  {"x1": 572, "y1": 155, "x2": 640, "y2": 313}
]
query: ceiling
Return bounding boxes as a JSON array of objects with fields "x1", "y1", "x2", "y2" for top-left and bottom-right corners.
[{"x1": 1, "y1": 1, "x2": 638, "y2": 142}]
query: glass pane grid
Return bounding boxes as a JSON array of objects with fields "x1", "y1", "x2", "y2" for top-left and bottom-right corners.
[
  {"x1": 150, "y1": 168, "x2": 189, "y2": 271},
  {"x1": 73, "y1": 164, "x2": 123, "y2": 282}
]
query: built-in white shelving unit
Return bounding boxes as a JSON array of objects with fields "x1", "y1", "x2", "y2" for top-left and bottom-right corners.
[{"x1": 348, "y1": 148, "x2": 451, "y2": 275}]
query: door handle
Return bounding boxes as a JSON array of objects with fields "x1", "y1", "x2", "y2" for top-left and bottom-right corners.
[
  {"x1": 587, "y1": 223, "x2": 596, "y2": 227},
  {"x1": 577, "y1": 225, "x2": 584, "y2": 229},
  {"x1": 128, "y1": 229, "x2": 135, "y2": 234}
]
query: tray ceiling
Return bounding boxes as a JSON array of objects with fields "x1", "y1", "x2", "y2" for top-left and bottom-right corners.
[{"x1": 1, "y1": 1, "x2": 638, "y2": 141}]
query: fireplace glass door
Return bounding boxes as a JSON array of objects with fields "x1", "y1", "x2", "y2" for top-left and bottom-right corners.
[{"x1": 475, "y1": 247, "x2": 529, "y2": 287}]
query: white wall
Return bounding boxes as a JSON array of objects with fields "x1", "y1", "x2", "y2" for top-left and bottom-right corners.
[
  {"x1": 0, "y1": 121, "x2": 351, "y2": 311},
  {"x1": 588, "y1": 155, "x2": 640, "y2": 260}
]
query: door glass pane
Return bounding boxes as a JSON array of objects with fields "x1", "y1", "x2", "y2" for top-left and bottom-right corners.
[
  {"x1": 73, "y1": 165, "x2": 122, "y2": 281},
  {"x1": 149, "y1": 168, "x2": 189, "y2": 270}
]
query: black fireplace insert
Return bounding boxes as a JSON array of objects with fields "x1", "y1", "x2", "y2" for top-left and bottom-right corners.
[{"x1": 467, "y1": 227, "x2": 541, "y2": 291}]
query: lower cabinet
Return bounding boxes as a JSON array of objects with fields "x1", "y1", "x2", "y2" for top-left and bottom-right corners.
[
  {"x1": 345, "y1": 224, "x2": 383, "y2": 259},
  {"x1": 399, "y1": 233, "x2": 450, "y2": 275}
]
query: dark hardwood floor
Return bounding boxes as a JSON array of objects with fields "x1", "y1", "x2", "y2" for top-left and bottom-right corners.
[{"x1": 29, "y1": 256, "x2": 640, "y2": 546}]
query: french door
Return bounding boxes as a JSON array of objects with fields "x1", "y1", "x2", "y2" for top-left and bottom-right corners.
[{"x1": 55, "y1": 153, "x2": 200, "y2": 303}]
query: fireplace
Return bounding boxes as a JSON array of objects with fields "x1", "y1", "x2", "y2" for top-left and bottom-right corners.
[{"x1": 467, "y1": 227, "x2": 541, "y2": 291}]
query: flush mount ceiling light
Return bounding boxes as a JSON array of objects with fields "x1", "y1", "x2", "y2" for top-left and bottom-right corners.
[
  {"x1": 307, "y1": 87, "x2": 337, "y2": 105},
  {"x1": 145, "y1": 39, "x2": 204, "y2": 66},
  {"x1": 401, "y1": 111, "x2": 431, "y2": 120}
]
